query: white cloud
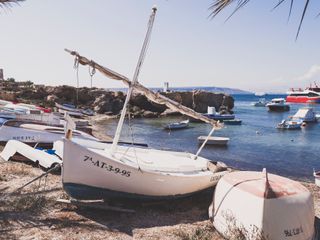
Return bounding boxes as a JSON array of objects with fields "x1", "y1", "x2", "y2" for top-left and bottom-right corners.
[{"x1": 295, "y1": 64, "x2": 320, "y2": 83}]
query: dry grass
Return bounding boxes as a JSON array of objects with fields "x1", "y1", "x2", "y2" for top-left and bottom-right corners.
[
  {"x1": 173, "y1": 225, "x2": 218, "y2": 240},
  {"x1": 1, "y1": 194, "x2": 48, "y2": 213},
  {"x1": 2, "y1": 162, "x2": 34, "y2": 176}
]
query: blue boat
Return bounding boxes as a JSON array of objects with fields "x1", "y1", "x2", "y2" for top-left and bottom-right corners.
[{"x1": 203, "y1": 113, "x2": 235, "y2": 121}]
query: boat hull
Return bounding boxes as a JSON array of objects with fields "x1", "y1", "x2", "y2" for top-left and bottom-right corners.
[
  {"x1": 267, "y1": 105, "x2": 290, "y2": 112},
  {"x1": 203, "y1": 114, "x2": 235, "y2": 120},
  {"x1": 286, "y1": 96, "x2": 320, "y2": 104},
  {"x1": 62, "y1": 139, "x2": 227, "y2": 201}
]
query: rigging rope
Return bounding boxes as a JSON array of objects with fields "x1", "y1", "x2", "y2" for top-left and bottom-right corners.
[
  {"x1": 73, "y1": 56, "x2": 80, "y2": 105},
  {"x1": 88, "y1": 61, "x2": 96, "y2": 88},
  {"x1": 127, "y1": 108, "x2": 141, "y2": 171}
]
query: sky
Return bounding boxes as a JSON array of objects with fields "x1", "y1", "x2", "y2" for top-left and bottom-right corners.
[{"x1": 0, "y1": 0, "x2": 320, "y2": 93}]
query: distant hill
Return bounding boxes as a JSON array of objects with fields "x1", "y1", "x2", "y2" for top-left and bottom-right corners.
[
  {"x1": 166, "y1": 86, "x2": 252, "y2": 95},
  {"x1": 108, "y1": 86, "x2": 252, "y2": 95}
]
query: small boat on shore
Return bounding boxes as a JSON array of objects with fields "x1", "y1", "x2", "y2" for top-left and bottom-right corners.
[
  {"x1": 223, "y1": 119, "x2": 242, "y2": 125},
  {"x1": 313, "y1": 169, "x2": 320, "y2": 187},
  {"x1": 0, "y1": 140, "x2": 62, "y2": 169},
  {"x1": 266, "y1": 98, "x2": 290, "y2": 112},
  {"x1": 164, "y1": 120, "x2": 189, "y2": 130},
  {"x1": 198, "y1": 136, "x2": 229, "y2": 145},
  {"x1": 56, "y1": 102, "x2": 95, "y2": 117},
  {"x1": 55, "y1": 102, "x2": 84, "y2": 117},
  {"x1": 210, "y1": 170, "x2": 315, "y2": 240},
  {"x1": 0, "y1": 119, "x2": 98, "y2": 147},
  {"x1": 277, "y1": 119, "x2": 302, "y2": 130}
]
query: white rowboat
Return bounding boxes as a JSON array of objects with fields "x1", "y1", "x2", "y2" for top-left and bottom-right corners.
[{"x1": 198, "y1": 136, "x2": 229, "y2": 146}]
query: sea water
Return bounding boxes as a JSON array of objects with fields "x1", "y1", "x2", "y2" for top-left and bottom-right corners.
[{"x1": 101, "y1": 94, "x2": 320, "y2": 181}]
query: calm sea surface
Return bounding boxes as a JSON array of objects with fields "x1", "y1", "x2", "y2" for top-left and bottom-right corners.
[{"x1": 100, "y1": 94, "x2": 320, "y2": 181}]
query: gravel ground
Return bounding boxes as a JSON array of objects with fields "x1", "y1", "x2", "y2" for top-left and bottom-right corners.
[{"x1": 0, "y1": 137, "x2": 319, "y2": 240}]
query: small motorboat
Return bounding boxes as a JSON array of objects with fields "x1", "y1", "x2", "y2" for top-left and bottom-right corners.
[
  {"x1": 164, "y1": 120, "x2": 189, "y2": 130},
  {"x1": 266, "y1": 98, "x2": 290, "y2": 112},
  {"x1": 210, "y1": 169, "x2": 315, "y2": 240},
  {"x1": 291, "y1": 107, "x2": 317, "y2": 122},
  {"x1": 203, "y1": 106, "x2": 235, "y2": 121},
  {"x1": 198, "y1": 136, "x2": 229, "y2": 146},
  {"x1": 313, "y1": 169, "x2": 320, "y2": 187},
  {"x1": 277, "y1": 119, "x2": 302, "y2": 130},
  {"x1": 223, "y1": 119, "x2": 242, "y2": 125},
  {"x1": 252, "y1": 98, "x2": 267, "y2": 107},
  {"x1": 203, "y1": 113, "x2": 235, "y2": 121}
]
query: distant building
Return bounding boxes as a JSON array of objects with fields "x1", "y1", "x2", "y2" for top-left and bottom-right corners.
[
  {"x1": 163, "y1": 82, "x2": 169, "y2": 92},
  {"x1": 0, "y1": 69, "x2": 3, "y2": 80}
]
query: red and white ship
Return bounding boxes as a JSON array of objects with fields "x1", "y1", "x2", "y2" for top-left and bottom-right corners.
[{"x1": 286, "y1": 83, "x2": 320, "y2": 103}]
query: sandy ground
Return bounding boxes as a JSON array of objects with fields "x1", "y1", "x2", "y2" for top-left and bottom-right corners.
[{"x1": 0, "y1": 120, "x2": 319, "y2": 240}]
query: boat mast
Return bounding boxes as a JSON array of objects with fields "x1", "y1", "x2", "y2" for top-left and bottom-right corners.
[{"x1": 110, "y1": 6, "x2": 157, "y2": 154}]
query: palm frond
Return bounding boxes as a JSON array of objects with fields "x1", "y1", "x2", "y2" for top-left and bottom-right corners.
[
  {"x1": 0, "y1": 0, "x2": 24, "y2": 8},
  {"x1": 209, "y1": 0, "x2": 312, "y2": 39}
]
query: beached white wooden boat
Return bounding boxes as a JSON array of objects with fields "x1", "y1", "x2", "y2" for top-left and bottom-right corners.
[
  {"x1": 62, "y1": 139, "x2": 228, "y2": 200},
  {"x1": 164, "y1": 119, "x2": 189, "y2": 130},
  {"x1": 0, "y1": 119, "x2": 97, "y2": 145},
  {"x1": 0, "y1": 140, "x2": 62, "y2": 169},
  {"x1": 198, "y1": 136, "x2": 229, "y2": 145},
  {"x1": 209, "y1": 170, "x2": 315, "y2": 240},
  {"x1": 62, "y1": 7, "x2": 228, "y2": 201}
]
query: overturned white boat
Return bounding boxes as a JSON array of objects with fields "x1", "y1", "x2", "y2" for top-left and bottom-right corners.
[
  {"x1": 209, "y1": 170, "x2": 315, "y2": 240},
  {"x1": 0, "y1": 140, "x2": 62, "y2": 169},
  {"x1": 62, "y1": 7, "x2": 228, "y2": 201}
]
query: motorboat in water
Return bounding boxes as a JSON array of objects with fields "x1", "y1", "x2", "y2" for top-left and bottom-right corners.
[
  {"x1": 164, "y1": 119, "x2": 189, "y2": 130},
  {"x1": 203, "y1": 106, "x2": 235, "y2": 121},
  {"x1": 252, "y1": 98, "x2": 267, "y2": 107},
  {"x1": 291, "y1": 107, "x2": 317, "y2": 122},
  {"x1": 277, "y1": 119, "x2": 302, "y2": 130},
  {"x1": 223, "y1": 119, "x2": 242, "y2": 125},
  {"x1": 266, "y1": 98, "x2": 290, "y2": 112}
]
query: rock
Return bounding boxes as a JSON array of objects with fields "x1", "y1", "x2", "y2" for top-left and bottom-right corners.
[
  {"x1": 142, "y1": 111, "x2": 158, "y2": 118},
  {"x1": 160, "y1": 109, "x2": 181, "y2": 116},
  {"x1": 47, "y1": 95, "x2": 58, "y2": 102}
]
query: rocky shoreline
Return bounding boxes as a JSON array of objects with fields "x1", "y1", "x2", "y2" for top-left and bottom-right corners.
[{"x1": 1, "y1": 84, "x2": 234, "y2": 118}]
